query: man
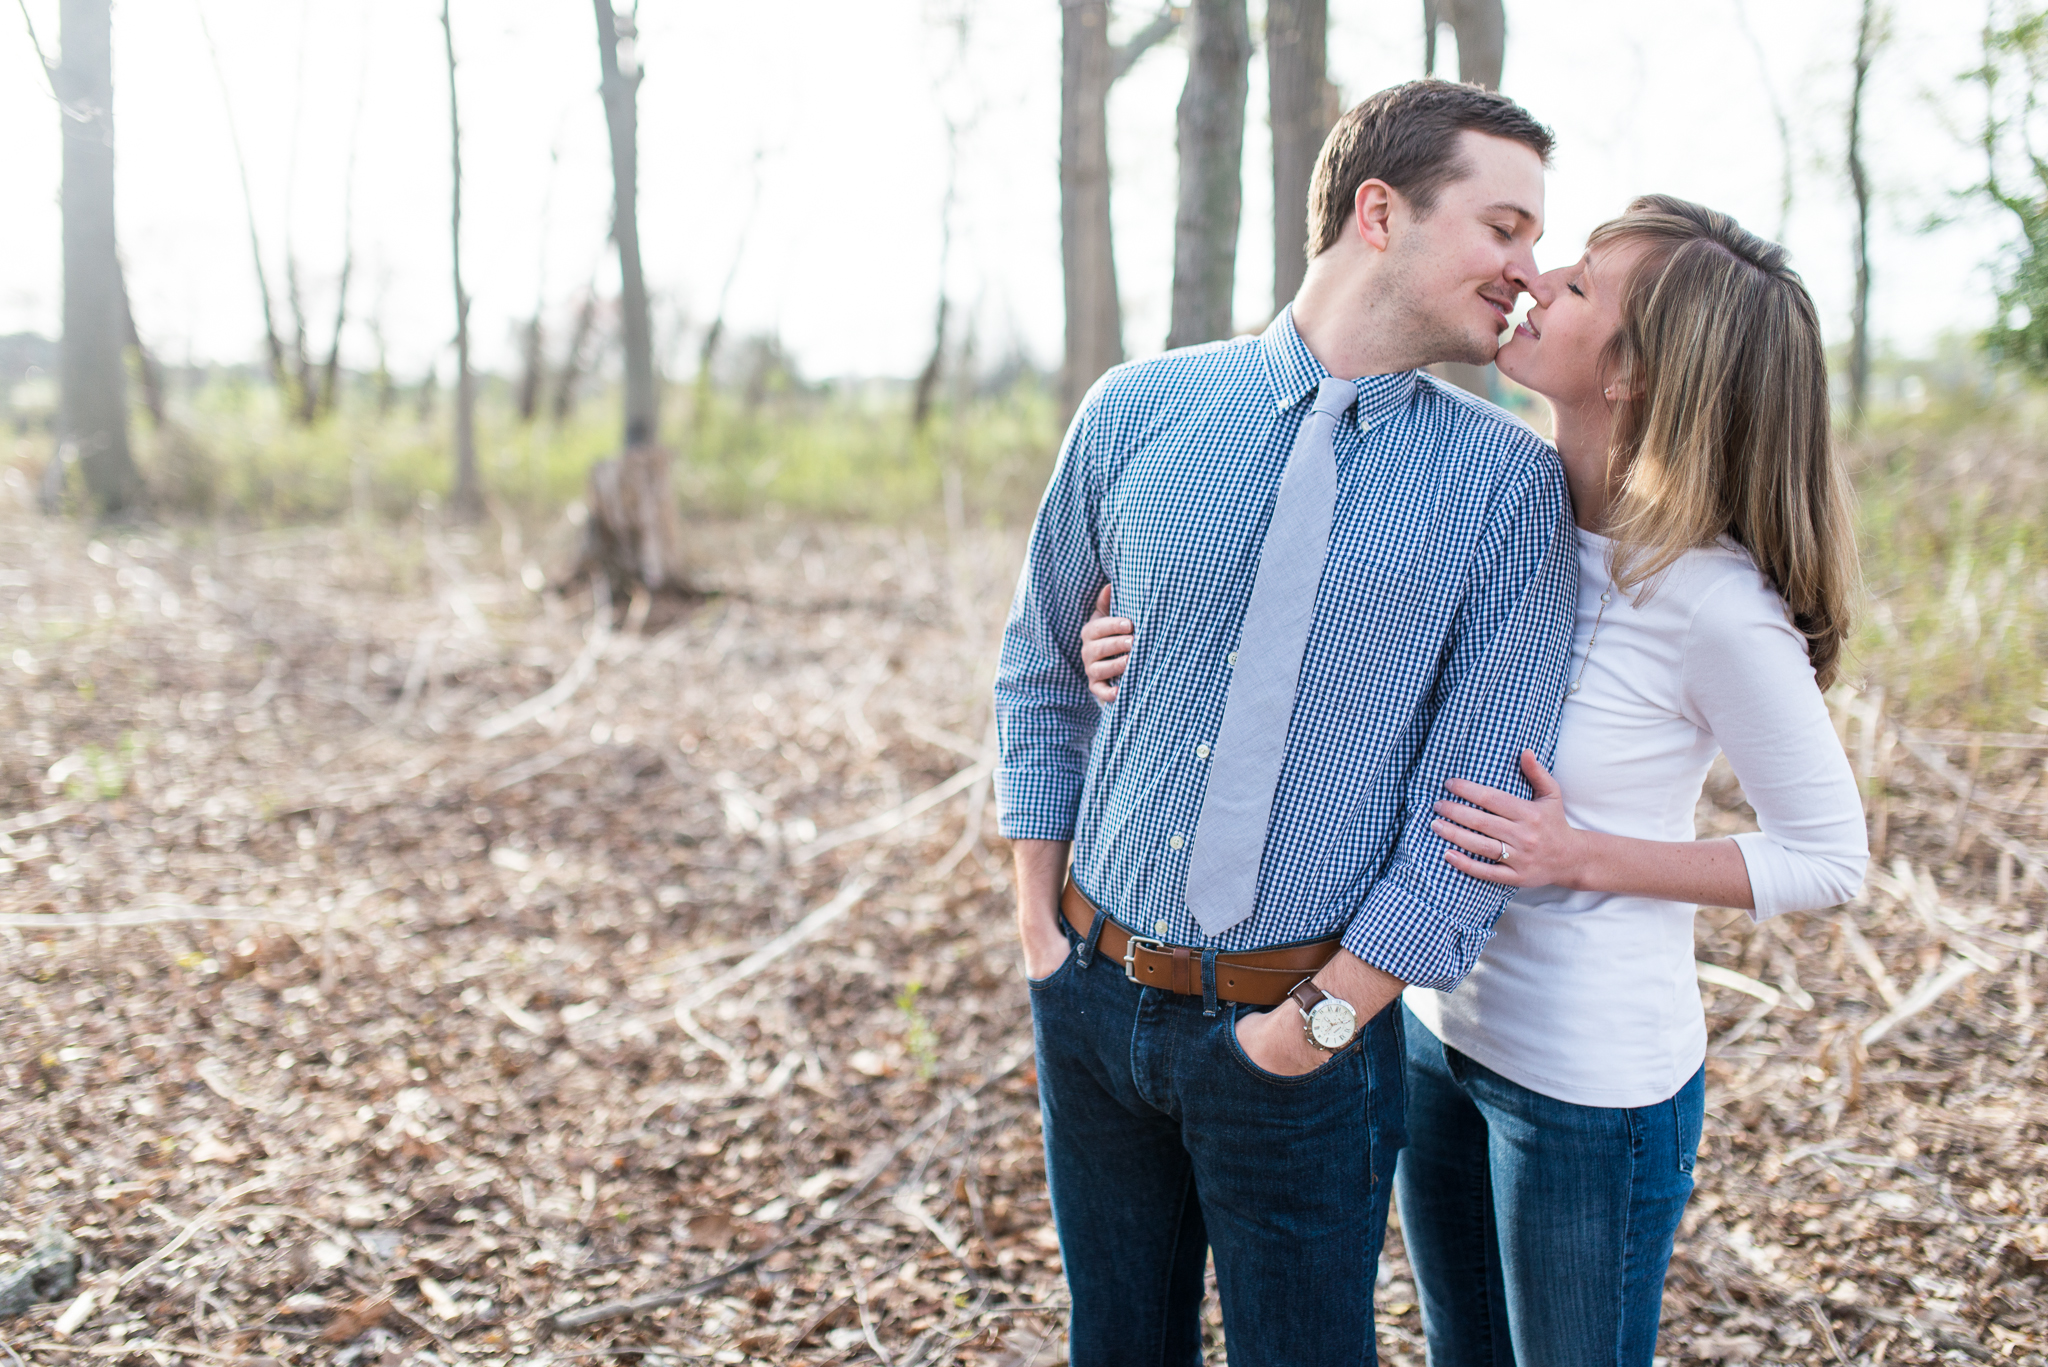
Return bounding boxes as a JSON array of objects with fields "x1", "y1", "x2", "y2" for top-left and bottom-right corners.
[{"x1": 992, "y1": 81, "x2": 1577, "y2": 1365}]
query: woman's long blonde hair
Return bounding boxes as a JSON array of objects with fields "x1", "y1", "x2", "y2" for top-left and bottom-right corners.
[{"x1": 1590, "y1": 195, "x2": 1857, "y2": 688}]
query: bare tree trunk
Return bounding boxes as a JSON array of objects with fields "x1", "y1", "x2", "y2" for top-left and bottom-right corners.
[
  {"x1": 285, "y1": 256, "x2": 317, "y2": 423},
  {"x1": 594, "y1": 0, "x2": 657, "y2": 448},
  {"x1": 554, "y1": 287, "x2": 597, "y2": 422},
  {"x1": 1267, "y1": 0, "x2": 1335, "y2": 316},
  {"x1": 318, "y1": 57, "x2": 369, "y2": 422},
  {"x1": 1167, "y1": 0, "x2": 1250, "y2": 349},
  {"x1": 582, "y1": 0, "x2": 684, "y2": 596},
  {"x1": 1061, "y1": 1, "x2": 1121, "y2": 419},
  {"x1": 1426, "y1": 0, "x2": 1506, "y2": 400},
  {"x1": 48, "y1": 0, "x2": 141, "y2": 516},
  {"x1": 197, "y1": 5, "x2": 288, "y2": 396},
  {"x1": 441, "y1": 0, "x2": 481, "y2": 521},
  {"x1": 516, "y1": 315, "x2": 545, "y2": 422},
  {"x1": 1847, "y1": 0, "x2": 1881, "y2": 430},
  {"x1": 319, "y1": 246, "x2": 353, "y2": 420},
  {"x1": 117, "y1": 261, "x2": 166, "y2": 429},
  {"x1": 1435, "y1": 0, "x2": 1503, "y2": 89},
  {"x1": 914, "y1": 297, "x2": 950, "y2": 431},
  {"x1": 1060, "y1": 4, "x2": 1181, "y2": 420}
]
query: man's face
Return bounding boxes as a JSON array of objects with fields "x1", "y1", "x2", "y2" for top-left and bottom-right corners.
[{"x1": 1381, "y1": 131, "x2": 1546, "y2": 367}]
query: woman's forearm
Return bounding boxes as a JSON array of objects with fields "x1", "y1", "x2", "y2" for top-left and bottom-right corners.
[{"x1": 1568, "y1": 830, "x2": 1756, "y2": 909}]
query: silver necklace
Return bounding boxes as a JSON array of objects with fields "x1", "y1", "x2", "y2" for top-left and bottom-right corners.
[{"x1": 1567, "y1": 589, "x2": 1613, "y2": 696}]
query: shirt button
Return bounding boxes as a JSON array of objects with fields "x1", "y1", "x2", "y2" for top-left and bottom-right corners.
[
  {"x1": 1155, "y1": 919, "x2": 1169, "y2": 937},
  {"x1": 1196, "y1": 744, "x2": 1210, "y2": 759},
  {"x1": 1228, "y1": 651, "x2": 1238, "y2": 665},
  {"x1": 1169, "y1": 835, "x2": 1184, "y2": 850}
]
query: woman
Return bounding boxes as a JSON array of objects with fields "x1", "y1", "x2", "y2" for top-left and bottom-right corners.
[{"x1": 1078, "y1": 196, "x2": 1868, "y2": 1363}]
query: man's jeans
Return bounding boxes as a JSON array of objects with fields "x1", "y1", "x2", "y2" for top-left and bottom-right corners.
[
  {"x1": 1029, "y1": 917, "x2": 1407, "y2": 1367},
  {"x1": 1394, "y1": 1003, "x2": 1705, "y2": 1367}
]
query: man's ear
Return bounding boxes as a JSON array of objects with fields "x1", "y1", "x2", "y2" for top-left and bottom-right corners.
[{"x1": 1351, "y1": 180, "x2": 1396, "y2": 253}]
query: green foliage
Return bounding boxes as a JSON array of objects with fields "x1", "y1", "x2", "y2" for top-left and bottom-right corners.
[
  {"x1": 53, "y1": 733, "x2": 141, "y2": 803},
  {"x1": 79, "y1": 371, "x2": 1062, "y2": 530},
  {"x1": 895, "y1": 980, "x2": 939, "y2": 1081},
  {"x1": 1968, "y1": 6, "x2": 2048, "y2": 376},
  {"x1": 1847, "y1": 394, "x2": 2048, "y2": 730}
]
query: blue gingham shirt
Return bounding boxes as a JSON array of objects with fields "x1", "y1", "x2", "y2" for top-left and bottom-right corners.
[{"x1": 994, "y1": 309, "x2": 1578, "y2": 990}]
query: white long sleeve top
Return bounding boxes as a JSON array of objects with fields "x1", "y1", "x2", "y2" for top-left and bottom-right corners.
[{"x1": 1404, "y1": 528, "x2": 1868, "y2": 1108}]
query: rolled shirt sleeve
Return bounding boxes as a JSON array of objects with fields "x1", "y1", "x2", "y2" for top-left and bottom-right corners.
[
  {"x1": 1339, "y1": 452, "x2": 1579, "y2": 989},
  {"x1": 1681, "y1": 581, "x2": 1870, "y2": 918},
  {"x1": 993, "y1": 389, "x2": 1109, "y2": 842}
]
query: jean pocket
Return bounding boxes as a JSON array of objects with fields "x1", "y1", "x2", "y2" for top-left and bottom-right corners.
[
  {"x1": 1674, "y1": 1068, "x2": 1706, "y2": 1174},
  {"x1": 1026, "y1": 926, "x2": 1081, "y2": 991},
  {"x1": 1225, "y1": 1007, "x2": 1360, "y2": 1087}
]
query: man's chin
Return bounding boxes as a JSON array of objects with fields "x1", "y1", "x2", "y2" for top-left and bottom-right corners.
[{"x1": 1444, "y1": 333, "x2": 1499, "y2": 368}]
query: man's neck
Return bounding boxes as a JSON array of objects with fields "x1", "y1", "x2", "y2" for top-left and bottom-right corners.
[{"x1": 1288, "y1": 258, "x2": 1434, "y2": 380}]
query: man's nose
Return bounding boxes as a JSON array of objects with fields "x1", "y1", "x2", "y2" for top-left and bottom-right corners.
[{"x1": 1504, "y1": 246, "x2": 1543, "y2": 300}]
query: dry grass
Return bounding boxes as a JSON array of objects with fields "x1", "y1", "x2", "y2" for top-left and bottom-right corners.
[{"x1": 0, "y1": 478, "x2": 2041, "y2": 1365}]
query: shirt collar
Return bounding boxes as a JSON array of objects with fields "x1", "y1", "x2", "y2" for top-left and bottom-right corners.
[{"x1": 1258, "y1": 305, "x2": 1422, "y2": 431}]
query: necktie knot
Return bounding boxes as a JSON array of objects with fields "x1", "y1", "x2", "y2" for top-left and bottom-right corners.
[{"x1": 1314, "y1": 376, "x2": 1356, "y2": 421}]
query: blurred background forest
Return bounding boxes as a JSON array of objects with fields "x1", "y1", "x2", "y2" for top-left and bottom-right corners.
[{"x1": 2, "y1": 1, "x2": 2047, "y2": 1365}]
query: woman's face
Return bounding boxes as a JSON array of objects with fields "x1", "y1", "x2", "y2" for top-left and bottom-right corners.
[{"x1": 1495, "y1": 238, "x2": 1645, "y2": 409}]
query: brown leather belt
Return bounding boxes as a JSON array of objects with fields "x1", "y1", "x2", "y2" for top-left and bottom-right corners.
[{"x1": 1061, "y1": 881, "x2": 1339, "y2": 1007}]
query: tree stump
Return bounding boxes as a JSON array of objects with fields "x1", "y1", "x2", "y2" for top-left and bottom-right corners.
[{"x1": 579, "y1": 442, "x2": 688, "y2": 597}]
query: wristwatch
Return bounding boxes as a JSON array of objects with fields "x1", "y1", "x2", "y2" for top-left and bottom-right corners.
[{"x1": 1289, "y1": 981, "x2": 1358, "y2": 1053}]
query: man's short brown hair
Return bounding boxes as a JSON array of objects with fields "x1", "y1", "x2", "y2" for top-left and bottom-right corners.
[{"x1": 1306, "y1": 79, "x2": 1554, "y2": 259}]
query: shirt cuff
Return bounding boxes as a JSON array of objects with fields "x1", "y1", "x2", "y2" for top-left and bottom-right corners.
[
  {"x1": 1339, "y1": 869, "x2": 1487, "y2": 992},
  {"x1": 1730, "y1": 830, "x2": 1868, "y2": 923},
  {"x1": 994, "y1": 767, "x2": 1085, "y2": 843}
]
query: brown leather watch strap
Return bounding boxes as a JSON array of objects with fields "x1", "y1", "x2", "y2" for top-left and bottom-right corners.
[{"x1": 1061, "y1": 881, "x2": 1336, "y2": 1007}]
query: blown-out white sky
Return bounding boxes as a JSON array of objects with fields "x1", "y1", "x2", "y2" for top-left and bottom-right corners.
[{"x1": 0, "y1": 0, "x2": 2015, "y2": 382}]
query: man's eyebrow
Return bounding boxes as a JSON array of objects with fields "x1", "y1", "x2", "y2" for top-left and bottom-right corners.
[{"x1": 1484, "y1": 201, "x2": 1539, "y2": 227}]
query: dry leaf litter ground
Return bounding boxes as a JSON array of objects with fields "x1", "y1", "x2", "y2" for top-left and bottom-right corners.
[{"x1": 0, "y1": 487, "x2": 2042, "y2": 1365}]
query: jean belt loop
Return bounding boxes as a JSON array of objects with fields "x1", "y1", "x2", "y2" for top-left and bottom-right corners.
[
  {"x1": 1077, "y1": 907, "x2": 1108, "y2": 968},
  {"x1": 1201, "y1": 948, "x2": 1220, "y2": 1017}
]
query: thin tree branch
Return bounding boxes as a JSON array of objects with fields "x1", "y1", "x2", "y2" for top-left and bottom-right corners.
[
  {"x1": 15, "y1": 0, "x2": 55, "y2": 93},
  {"x1": 1111, "y1": 4, "x2": 1183, "y2": 82},
  {"x1": 195, "y1": 0, "x2": 289, "y2": 392}
]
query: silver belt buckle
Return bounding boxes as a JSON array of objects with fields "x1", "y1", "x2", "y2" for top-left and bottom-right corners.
[{"x1": 1123, "y1": 935, "x2": 1165, "y2": 985}]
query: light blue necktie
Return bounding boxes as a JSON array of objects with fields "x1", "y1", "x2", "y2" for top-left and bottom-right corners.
[{"x1": 1185, "y1": 376, "x2": 1354, "y2": 938}]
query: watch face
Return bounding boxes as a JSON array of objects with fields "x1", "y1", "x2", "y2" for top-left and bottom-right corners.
[{"x1": 1309, "y1": 1000, "x2": 1355, "y2": 1050}]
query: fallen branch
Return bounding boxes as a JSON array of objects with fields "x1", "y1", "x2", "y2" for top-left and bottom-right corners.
[
  {"x1": 479, "y1": 739, "x2": 593, "y2": 795},
  {"x1": 0, "y1": 804, "x2": 79, "y2": 837},
  {"x1": 114, "y1": 1175, "x2": 278, "y2": 1292},
  {"x1": 1836, "y1": 914, "x2": 1903, "y2": 1009},
  {"x1": 474, "y1": 581, "x2": 612, "y2": 740},
  {"x1": 673, "y1": 874, "x2": 874, "y2": 1016},
  {"x1": 1695, "y1": 961, "x2": 1781, "y2": 1009},
  {"x1": 793, "y1": 762, "x2": 991, "y2": 864},
  {"x1": 1861, "y1": 955, "x2": 1996, "y2": 1048},
  {"x1": 0, "y1": 906, "x2": 315, "y2": 931},
  {"x1": 547, "y1": 1039, "x2": 1032, "y2": 1331}
]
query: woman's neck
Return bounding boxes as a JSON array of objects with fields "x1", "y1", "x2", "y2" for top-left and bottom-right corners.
[{"x1": 1550, "y1": 396, "x2": 1617, "y2": 532}]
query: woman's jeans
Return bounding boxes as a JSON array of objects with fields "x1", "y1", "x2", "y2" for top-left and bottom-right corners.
[
  {"x1": 1028, "y1": 918, "x2": 1407, "y2": 1367},
  {"x1": 1395, "y1": 1004, "x2": 1705, "y2": 1367}
]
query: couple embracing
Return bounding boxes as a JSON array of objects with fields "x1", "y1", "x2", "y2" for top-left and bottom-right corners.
[{"x1": 992, "y1": 80, "x2": 1868, "y2": 1365}]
